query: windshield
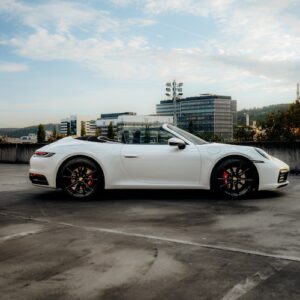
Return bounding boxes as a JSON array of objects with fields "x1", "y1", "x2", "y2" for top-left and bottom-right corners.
[{"x1": 167, "y1": 124, "x2": 207, "y2": 145}]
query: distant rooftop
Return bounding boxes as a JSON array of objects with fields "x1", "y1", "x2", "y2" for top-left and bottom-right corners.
[
  {"x1": 159, "y1": 94, "x2": 232, "y2": 104},
  {"x1": 100, "y1": 112, "x2": 136, "y2": 119}
]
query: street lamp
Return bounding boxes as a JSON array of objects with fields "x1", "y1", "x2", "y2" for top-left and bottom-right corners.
[{"x1": 165, "y1": 80, "x2": 183, "y2": 126}]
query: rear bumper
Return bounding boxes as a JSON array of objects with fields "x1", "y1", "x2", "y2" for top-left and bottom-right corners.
[
  {"x1": 29, "y1": 173, "x2": 49, "y2": 185},
  {"x1": 29, "y1": 154, "x2": 63, "y2": 188}
]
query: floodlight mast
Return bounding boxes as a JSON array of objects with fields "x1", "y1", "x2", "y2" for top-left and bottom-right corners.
[{"x1": 165, "y1": 80, "x2": 183, "y2": 126}]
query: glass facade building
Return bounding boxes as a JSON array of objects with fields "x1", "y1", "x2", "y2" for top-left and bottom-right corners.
[
  {"x1": 96, "y1": 115, "x2": 173, "y2": 141},
  {"x1": 156, "y1": 94, "x2": 237, "y2": 140}
]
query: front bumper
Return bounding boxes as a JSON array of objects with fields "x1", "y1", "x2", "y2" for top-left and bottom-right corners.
[{"x1": 255, "y1": 157, "x2": 289, "y2": 191}]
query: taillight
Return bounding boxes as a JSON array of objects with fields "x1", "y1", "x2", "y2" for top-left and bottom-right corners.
[{"x1": 34, "y1": 151, "x2": 55, "y2": 157}]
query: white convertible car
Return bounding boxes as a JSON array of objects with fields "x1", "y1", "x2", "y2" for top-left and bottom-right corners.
[{"x1": 29, "y1": 124, "x2": 289, "y2": 199}]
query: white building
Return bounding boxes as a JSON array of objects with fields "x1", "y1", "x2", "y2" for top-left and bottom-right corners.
[
  {"x1": 60, "y1": 115, "x2": 97, "y2": 137},
  {"x1": 84, "y1": 120, "x2": 97, "y2": 136},
  {"x1": 96, "y1": 114, "x2": 173, "y2": 140}
]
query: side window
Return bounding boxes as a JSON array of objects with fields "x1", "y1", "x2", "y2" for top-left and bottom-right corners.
[
  {"x1": 121, "y1": 126, "x2": 175, "y2": 145},
  {"x1": 155, "y1": 127, "x2": 175, "y2": 144}
]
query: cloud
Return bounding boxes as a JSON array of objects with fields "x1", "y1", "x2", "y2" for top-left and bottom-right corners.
[
  {"x1": 0, "y1": 0, "x2": 156, "y2": 33},
  {"x1": 0, "y1": 62, "x2": 28, "y2": 72},
  {"x1": 110, "y1": 0, "x2": 138, "y2": 7},
  {"x1": 110, "y1": 0, "x2": 232, "y2": 16},
  {"x1": 1, "y1": 0, "x2": 299, "y2": 92},
  {"x1": 147, "y1": 0, "x2": 300, "y2": 88},
  {"x1": 143, "y1": 0, "x2": 211, "y2": 16},
  {"x1": 5, "y1": 28, "x2": 125, "y2": 60}
]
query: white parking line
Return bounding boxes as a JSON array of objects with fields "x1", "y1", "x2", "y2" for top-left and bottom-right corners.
[
  {"x1": 1, "y1": 212, "x2": 300, "y2": 263},
  {"x1": 0, "y1": 229, "x2": 43, "y2": 242},
  {"x1": 221, "y1": 261, "x2": 290, "y2": 300},
  {"x1": 57, "y1": 222, "x2": 300, "y2": 263}
]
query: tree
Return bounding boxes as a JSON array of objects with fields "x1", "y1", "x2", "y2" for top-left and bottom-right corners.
[
  {"x1": 144, "y1": 125, "x2": 151, "y2": 143},
  {"x1": 287, "y1": 100, "x2": 300, "y2": 138},
  {"x1": 81, "y1": 121, "x2": 86, "y2": 137},
  {"x1": 188, "y1": 120, "x2": 194, "y2": 133},
  {"x1": 196, "y1": 132, "x2": 224, "y2": 142},
  {"x1": 0, "y1": 136, "x2": 7, "y2": 143},
  {"x1": 67, "y1": 123, "x2": 71, "y2": 136},
  {"x1": 258, "y1": 100, "x2": 300, "y2": 141},
  {"x1": 107, "y1": 122, "x2": 115, "y2": 139},
  {"x1": 260, "y1": 111, "x2": 292, "y2": 141},
  {"x1": 52, "y1": 125, "x2": 57, "y2": 139},
  {"x1": 37, "y1": 124, "x2": 46, "y2": 143},
  {"x1": 95, "y1": 127, "x2": 102, "y2": 137},
  {"x1": 234, "y1": 126, "x2": 255, "y2": 142}
]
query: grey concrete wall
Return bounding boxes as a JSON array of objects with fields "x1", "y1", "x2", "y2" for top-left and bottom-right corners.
[
  {"x1": 230, "y1": 142, "x2": 300, "y2": 172},
  {"x1": 0, "y1": 144, "x2": 45, "y2": 164},
  {"x1": 0, "y1": 142, "x2": 299, "y2": 171}
]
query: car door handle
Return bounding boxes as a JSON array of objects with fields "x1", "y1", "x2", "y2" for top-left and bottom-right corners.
[{"x1": 124, "y1": 154, "x2": 139, "y2": 158}]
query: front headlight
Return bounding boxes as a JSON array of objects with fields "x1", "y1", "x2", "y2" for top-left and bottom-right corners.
[{"x1": 255, "y1": 148, "x2": 270, "y2": 160}]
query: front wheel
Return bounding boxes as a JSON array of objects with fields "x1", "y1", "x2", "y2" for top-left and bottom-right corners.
[
  {"x1": 59, "y1": 158, "x2": 102, "y2": 199},
  {"x1": 212, "y1": 158, "x2": 258, "y2": 199}
]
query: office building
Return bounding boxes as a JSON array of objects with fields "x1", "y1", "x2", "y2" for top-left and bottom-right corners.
[
  {"x1": 96, "y1": 114, "x2": 173, "y2": 141},
  {"x1": 156, "y1": 94, "x2": 237, "y2": 140},
  {"x1": 96, "y1": 112, "x2": 136, "y2": 136}
]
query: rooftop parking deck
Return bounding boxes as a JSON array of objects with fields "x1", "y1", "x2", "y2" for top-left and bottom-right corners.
[{"x1": 0, "y1": 164, "x2": 300, "y2": 299}]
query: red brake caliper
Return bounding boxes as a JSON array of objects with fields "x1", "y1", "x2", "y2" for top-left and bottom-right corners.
[
  {"x1": 223, "y1": 171, "x2": 229, "y2": 185},
  {"x1": 87, "y1": 175, "x2": 94, "y2": 187}
]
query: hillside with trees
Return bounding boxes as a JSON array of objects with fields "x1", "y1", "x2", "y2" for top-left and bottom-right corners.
[
  {"x1": 258, "y1": 100, "x2": 300, "y2": 141},
  {"x1": 237, "y1": 103, "x2": 290, "y2": 125},
  {"x1": 0, "y1": 123, "x2": 59, "y2": 138},
  {"x1": 235, "y1": 100, "x2": 300, "y2": 141}
]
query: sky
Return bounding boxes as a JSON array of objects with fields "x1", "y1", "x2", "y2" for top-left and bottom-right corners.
[{"x1": 0, "y1": 0, "x2": 300, "y2": 127}]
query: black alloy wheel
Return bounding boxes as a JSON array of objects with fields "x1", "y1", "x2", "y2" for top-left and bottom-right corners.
[
  {"x1": 213, "y1": 158, "x2": 257, "y2": 198},
  {"x1": 60, "y1": 158, "x2": 102, "y2": 199}
]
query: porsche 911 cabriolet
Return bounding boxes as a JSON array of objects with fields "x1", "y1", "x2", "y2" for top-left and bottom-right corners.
[{"x1": 29, "y1": 124, "x2": 289, "y2": 199}]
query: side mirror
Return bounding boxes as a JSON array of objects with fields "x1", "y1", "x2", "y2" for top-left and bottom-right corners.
[{"x1": 168, "y1": 137, "x2": 186, "y2": 150}]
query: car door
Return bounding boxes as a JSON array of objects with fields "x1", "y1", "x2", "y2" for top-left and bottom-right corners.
[{"x1": 120, "y1": 126, "x2": 201, "y2": 187}]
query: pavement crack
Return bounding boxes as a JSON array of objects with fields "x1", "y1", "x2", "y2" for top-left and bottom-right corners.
[
  {"x1": 153, "y1": 247, "x2": 158, "y2": 258},
  {"x1": 34, "y1": 200, "x2": 48, "y2": 218}
]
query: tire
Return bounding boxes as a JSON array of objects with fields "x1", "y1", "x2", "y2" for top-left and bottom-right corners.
[
  {"x1": 59, "y1": 157, "x2": 103, "y2": 199},
  {"x1": 212, "y1": 157, "x2": 257, "y2": 199}
]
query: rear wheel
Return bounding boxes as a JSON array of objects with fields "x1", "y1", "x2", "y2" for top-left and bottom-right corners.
[
  {"x1": 212, "y1": 158, "x2": 257, "y2": 199},
  {"x1": 59, "y1": 158, "x2": 102, "y2": 199}
]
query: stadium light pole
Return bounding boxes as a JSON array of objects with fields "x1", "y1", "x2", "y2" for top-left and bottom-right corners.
[{"x1": 165, "y1": 80, "x2": 183, "y2": 126}]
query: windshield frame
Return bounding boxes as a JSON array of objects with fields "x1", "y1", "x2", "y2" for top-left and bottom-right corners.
[{"x1": 164, "y1": 124, "x2": 207, "y2": 145}]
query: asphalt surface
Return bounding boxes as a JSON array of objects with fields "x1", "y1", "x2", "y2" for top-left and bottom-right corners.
[{"x1": 0, "y1": 164, "x2": 300, "y2": 300}]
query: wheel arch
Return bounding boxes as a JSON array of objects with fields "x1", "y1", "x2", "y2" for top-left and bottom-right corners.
[
  {"x1": 209, "y1": 155, "x2": 259, "y2": 191},
  {"x1": 56, "y1": 155, "x2": 105, "y2": 189}
]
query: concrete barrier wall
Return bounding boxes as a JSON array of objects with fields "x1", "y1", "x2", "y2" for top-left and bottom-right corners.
[
  {"x1": 230, "y1": 142, "x2": 300, "y2": 172},
  {"x1": 0, "y1": 142, "x2": 299, "y2": 171},
  {"x1": 0, "y1": 144, "x2": 45, "y2": 164}
]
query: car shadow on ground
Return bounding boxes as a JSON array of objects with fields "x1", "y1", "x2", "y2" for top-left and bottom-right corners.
[{"x1": 28, "y1": 187, "x2": 285, "y2": 205}]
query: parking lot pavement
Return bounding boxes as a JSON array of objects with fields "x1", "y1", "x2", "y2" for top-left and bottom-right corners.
[{"x1": 0, "y1": 164, "x2": 300, "y2": 300}]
